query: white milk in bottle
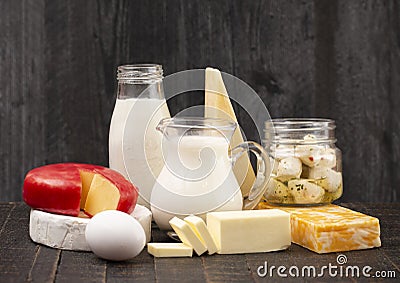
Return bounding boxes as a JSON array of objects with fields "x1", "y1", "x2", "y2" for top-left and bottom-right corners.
[{"x1": 109, "y1": 64, "x2": 170, "y2": 208}]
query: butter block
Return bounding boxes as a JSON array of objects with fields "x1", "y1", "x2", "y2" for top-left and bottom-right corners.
[
  {"x1": 206, "y1": 210, "x2": 291, "y2": 254},
  {"x1": 169, "y1": 217, "x2": 207, "y2": 256},
  {"x1": 257, "y1": 202, "x2": 381, "y2": 254},
  {"x1": 184, "y1": 215, "x2": 218, "y2": 255},
  {"x1": 147, "y1": 243, "x2": 193, "y2": 257}
]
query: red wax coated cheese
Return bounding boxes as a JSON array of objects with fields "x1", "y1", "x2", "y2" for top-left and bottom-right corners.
[{"x1": 23, "y1": 163, "x2": 138, "y2": 217}]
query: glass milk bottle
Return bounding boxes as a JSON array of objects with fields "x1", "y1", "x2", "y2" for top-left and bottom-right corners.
[{"x1": 109, "y1": 64, "x2": 171, "y2": 208}]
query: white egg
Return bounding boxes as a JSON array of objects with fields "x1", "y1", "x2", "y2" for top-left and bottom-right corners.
[{"x1": 85, "y1": 210, "x2": 146, "y2": 261}]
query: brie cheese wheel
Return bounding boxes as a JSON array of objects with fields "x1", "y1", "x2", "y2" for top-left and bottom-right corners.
[
  {"x1": 132, "y1": 204, "x2": 153, "y2": 243},
  {"x1": 29, "y1": 205, "x2": 152, "y2": 251}
]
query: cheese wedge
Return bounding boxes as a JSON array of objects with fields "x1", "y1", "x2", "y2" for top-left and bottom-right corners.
[
  {"x1": 257, "y1": 202, "x2": 381, "y2": 253},
  {"x1": 184, "y1": 215, "x2": 218, "y2": 255},
  {"x1": 205, "y1": 67, "x2": 255, "y2": 197},
  {"x1": 147, "y1": 243, "x2": 193, "y2": 258},
  {"x1": 206, "y1": 209, "x2": 291, "y2": 254},
  {"x1": 23, "y1": 163, "x2": 138, "y2": 217},
  {"x1": 169, "y1": 217, "x2": 207, "y2": 256}
]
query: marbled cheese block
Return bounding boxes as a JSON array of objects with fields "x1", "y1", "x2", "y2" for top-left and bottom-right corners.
[{"x1": 257, "y1": 202, "x2": 381, "y2": 253}]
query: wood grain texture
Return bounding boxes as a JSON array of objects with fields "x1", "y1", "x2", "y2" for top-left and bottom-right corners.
[
  {"x1": 0, "y1": 203, "x2": 37, "y2": 282},
  {"x1": 0, "y1": 0, "x2": 46, "y2": 201},
  {"x1": 332, "y1": 0, "x2": 400, "y2": 202},
  {"x1": 55, "y1": 251, "x2": 106, "y2": 283},
  {"x1": 0, "y1": 0, "x2": 399, "y2": 202},
  {"x1": 106, "y1": 251, "x2": 156, "y2": 283},
  {"x1": 0, "y1": 202, "x2": 399, "y2": 282},
  {"x1": 27, "y1": 247, "x2": 60, "y2": 283}
]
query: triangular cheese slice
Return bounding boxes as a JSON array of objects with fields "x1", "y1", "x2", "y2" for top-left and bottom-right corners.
[{"x1": 205, "y1": 67, "x2": 256, "y2": 197}]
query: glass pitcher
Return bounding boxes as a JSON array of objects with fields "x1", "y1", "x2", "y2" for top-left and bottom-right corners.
[{"x1": 150, "y1": 117, "x2": 271, "y2": 230}]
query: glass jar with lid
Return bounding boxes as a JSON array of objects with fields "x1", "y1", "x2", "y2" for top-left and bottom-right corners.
[{"x1": 263, "y1": 118, "x2": 342, "y2": 206}]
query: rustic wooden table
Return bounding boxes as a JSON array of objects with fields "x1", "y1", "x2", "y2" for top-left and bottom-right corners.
[{"x1": 0, "y1": 202, "x2": 398, "y2": 282}]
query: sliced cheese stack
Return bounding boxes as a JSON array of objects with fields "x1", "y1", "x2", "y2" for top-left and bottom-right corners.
[
  {"x1": 148, "y1": 211, "x2": 291, "y2": 257},
  {"x1": 29, "y1": 205, "x2": 152, "y2": 251},
  {"x1": 147, "y1": 215, "x2": 218, "y2": 257},
  {"x1": 169, "y1": 217, "x2": 207, "y2": 256},
  {"x1": 257, "y1": 202, "x2": 381, "y2": 253},
  {"x1": 184, "y1": 215, "x2": 218, "y2": 255}
]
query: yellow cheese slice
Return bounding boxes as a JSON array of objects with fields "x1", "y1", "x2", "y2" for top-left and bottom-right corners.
[
  {"x1": 169, "y1": 217, "x2": 207, "y2": 256},
  {"x1": 84, "y1": 174, "x2": 120, "y2": 216},
  {"x1": 147, "y1": 243, "x2": 193, "y2": 257},
  {"x1": 258, "y1": 202, "x2": 381, "y2": 253},
  {"x1": 184, "y1": 215, "x2": 218, "y2": 255},
  {"x1": 205, "y1": 67, "x2": 255, "y2": 197}
]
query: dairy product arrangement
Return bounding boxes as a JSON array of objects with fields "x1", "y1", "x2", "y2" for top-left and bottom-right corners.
[{"x1": 21, "y1": 65, "x2": 381, "y2": 264}]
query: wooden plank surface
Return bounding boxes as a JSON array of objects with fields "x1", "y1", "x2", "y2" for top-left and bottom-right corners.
[
  {"x1": 0, "y1": 202, "x2": 399, "y2": 282},
  {"x1": 0, "y1": 203, "x2": 37, "y2": 282},
  {"x1": 0, "y1": 0, "x2": 399, "y2": 204}
]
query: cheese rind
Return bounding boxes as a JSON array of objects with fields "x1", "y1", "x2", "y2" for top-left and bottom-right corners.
[
  {"x1": 257, "y1": 203, "x2": 381, "y2": 253},
  {"x1": 30, "y1": 209, "x2": 90, "y2": 251},
  {"x1": 147, "y1": 243, "x2": 193, "y2": 257},
  {"x1": 133, "y1": 205, "x2": 153, "y2": 243},
  {"x1": 23, "y1": 163, "x2": 91, "y2": 216},
  {"x1": 184, "y1": 215, "x2": 218, "y2": 255},
  {"x1": 23, "y1": 163, "x2": 138, "y2": 217},
  {"x1": 169, "y1": 217, "x2": 207, "y2": 256},
  {"x1": 29, "y1": 205, "x2": 152, "y2": 251},
  {"x1": 206, "y1": 209, "x2": 291, "y2": 254}
]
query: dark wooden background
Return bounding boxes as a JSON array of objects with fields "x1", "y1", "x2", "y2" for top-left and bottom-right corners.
[{"x1": 0, "y1": 0, "x2": 399, "y2": 202}]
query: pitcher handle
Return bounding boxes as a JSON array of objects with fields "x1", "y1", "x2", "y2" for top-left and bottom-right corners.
[{"x1": 230, "y1": 141, "x2": 271, "y2": 210}]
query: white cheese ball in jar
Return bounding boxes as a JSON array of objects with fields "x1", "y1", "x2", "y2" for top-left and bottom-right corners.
[{"x1": 264, "y1": 118, "x2": 342, "y2": 206}]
